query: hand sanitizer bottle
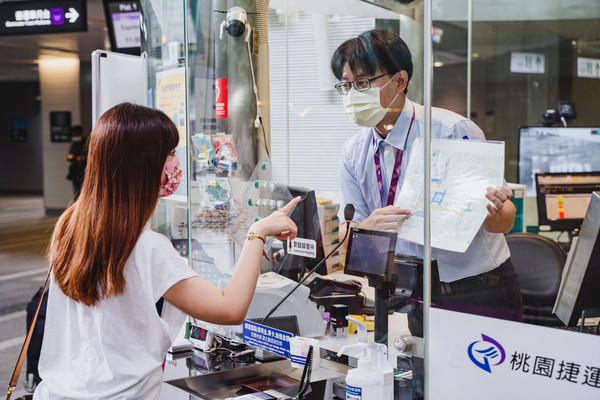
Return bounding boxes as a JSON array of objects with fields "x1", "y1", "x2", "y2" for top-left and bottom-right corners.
[{"x1": 337, "y1": 316, "x2": 393, "y2": 400}]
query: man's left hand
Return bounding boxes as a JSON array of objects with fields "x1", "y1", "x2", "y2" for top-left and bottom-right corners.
[{"x1": 485, "y1": 186, "x2": 513, "y2": 217}]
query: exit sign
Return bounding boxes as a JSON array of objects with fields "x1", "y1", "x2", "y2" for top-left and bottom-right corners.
[
  {"x1": 577, "y1": 57, "x2": 600, "y2": 79},
  {"x1": 510, "y1": 52, "x2": 545, "y2": 74},
  {"x1": 0, "y1": 0, "x2": 87, "y2": 36}
]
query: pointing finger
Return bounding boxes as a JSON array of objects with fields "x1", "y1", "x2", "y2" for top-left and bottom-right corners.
[{"x1": 280, "y1": 196, "x2": 301, "y2": 215}]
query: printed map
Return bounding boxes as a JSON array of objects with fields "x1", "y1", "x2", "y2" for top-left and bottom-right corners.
[{"x1": 394, "y1": 137, "x2": 505, "y2": 252}]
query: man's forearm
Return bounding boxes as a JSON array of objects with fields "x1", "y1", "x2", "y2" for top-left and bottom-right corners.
[{"x1": 482, "y1": 200, "x2": 516, "y2": 233}]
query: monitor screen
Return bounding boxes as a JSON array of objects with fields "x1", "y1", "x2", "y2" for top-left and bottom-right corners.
[
  {"x1": 102, "y1": 0, "x2": 140, "y2": 55},
  {"x1": 553, "y1": 192, "x2": 600, "y2": 326},
  {"x1": 344, "y1": 228, "x2": 397, "y2": 279},
  {"x1": 535, "y1": 172, "x2": 600, "y2": 232},
  {"x1": 518, "y1": 127, "x2": 600, "y2": 197},
  {"x1": 276, "y1": 186, "x2": 324, "y2": 281}
]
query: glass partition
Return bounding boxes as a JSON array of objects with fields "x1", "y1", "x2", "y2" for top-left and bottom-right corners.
[
  {"x1": 139, "y1": 0, "x2": 600, "y2": 396},
  {"x1": 268, "y1": 0, "x2": 417, "y2": 193},
  {"x1": 141, "y1": 0, "x2": 189, "y2": 242}
]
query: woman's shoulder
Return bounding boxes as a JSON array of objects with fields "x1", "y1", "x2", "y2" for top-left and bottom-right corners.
[
  {"x1": 138, "y1": 227, "x2": 170, "y2": 245},
  {"x1": 133, "y1": 228, "x2": 184, "y2": 264}
]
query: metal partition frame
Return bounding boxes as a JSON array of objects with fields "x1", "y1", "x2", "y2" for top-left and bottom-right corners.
[{"x1": 422, "y1": 1, "x2": 432, "y2": 397}]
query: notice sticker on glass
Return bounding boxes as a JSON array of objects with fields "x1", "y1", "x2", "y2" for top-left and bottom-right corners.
[
  {"x1": 243, "y1": 320, "x2": 293, "y2": 358},
  {"x1": 287, "y1": 238, "x2": 317, "y2": 259}
]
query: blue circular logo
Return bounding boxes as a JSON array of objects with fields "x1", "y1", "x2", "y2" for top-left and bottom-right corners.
[{"x1": 467, "y1": 334, "x2": 506, "y2": 373}]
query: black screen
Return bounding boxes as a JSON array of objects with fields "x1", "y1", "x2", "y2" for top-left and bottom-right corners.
[
  {"x1": 535, "y1": 172, "x2": 600, "y2": 232},
  {"x1": 102, "y1": 0, "x2": 141, "y2": 55},
  {"x1": 518, "y1": 126, "x2": 600, "y2": 197},
  {"x1": 276, "y1": 186, "x2": 324, "y2": 281},
  {"x1": 344, "y1": 228, "x2": 396, "y2": 278}
]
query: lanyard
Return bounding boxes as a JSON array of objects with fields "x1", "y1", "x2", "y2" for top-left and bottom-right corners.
[{"x1": 373, "y1": 105, "x2": 415, "y2": 207}]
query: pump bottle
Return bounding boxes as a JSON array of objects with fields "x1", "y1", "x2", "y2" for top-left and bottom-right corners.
[{"x1": 337, "y1": 316, "x2": 393, "y2": 400}]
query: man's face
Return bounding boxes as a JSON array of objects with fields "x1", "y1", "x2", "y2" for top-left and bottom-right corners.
[{"x1": 341, "y1": 63, "x2": 402, "y2": 111}]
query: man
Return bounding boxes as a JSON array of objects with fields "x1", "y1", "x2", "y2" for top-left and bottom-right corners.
[
  {"x1": 66, "y1": 125, "x2": 88, "y2": 199},
  {"x1": 332, "y1": 29, "x2": 522, "y2": 336}
]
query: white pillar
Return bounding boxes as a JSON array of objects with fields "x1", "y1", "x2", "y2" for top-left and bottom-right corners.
[{"x1": 39, "y1": 57, "x2": 81, "y2": 213}]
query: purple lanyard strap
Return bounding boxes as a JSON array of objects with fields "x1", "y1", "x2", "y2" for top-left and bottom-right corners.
[{"x1": 373, "y1": 106, "x2": 415, "y2": 207}]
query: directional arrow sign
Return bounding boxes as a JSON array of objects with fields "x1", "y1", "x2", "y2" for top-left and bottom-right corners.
[
  {"x1": 66, "y1": 7, "x2": 79, "y2": 23},
  {"x1": 0, "y1": 0, "x2": 87, "y2": 35},
  {"x1": 510, "y1": 52, "x2": 545, "y2": 74}
]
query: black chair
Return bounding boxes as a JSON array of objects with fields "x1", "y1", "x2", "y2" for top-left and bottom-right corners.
[{"x1": 505, "y1": 232, "x2": 567, "y2": 326}]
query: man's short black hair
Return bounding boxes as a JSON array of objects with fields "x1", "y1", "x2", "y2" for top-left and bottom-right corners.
[
  {"x1": 331, "y1": 29, "x2": 413, "y2": 94},
  {"x1": 70, "y1": 125, "x2": 84, "y2": 136}
]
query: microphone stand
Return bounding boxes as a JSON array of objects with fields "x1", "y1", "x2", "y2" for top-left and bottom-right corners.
[{"x1": 260, "y1": 219, "x2": 353, "y2": 325}]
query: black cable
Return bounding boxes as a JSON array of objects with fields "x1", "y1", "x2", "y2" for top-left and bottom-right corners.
[
  {"x1": 260, "y1": 222, "x2": 351, "y2": 325},
  {"x1": 296, "y1": 345, "x2": 313, "y2": 399},
  {"x1": 260, "y1": 204, "x2": 355, "y2": 325},
  {"x1": 259, "y1": 116, "x2": 270, "y2": 158}
]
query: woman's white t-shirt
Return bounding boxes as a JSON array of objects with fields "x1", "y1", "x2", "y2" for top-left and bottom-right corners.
[{"x1": 34, "y1": 228, "x2": 197, "y2": 400}]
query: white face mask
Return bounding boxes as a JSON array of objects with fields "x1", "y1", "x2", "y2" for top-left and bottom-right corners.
[{"x1": 342, "y1": 73, "x2": 399, "y2": 127}]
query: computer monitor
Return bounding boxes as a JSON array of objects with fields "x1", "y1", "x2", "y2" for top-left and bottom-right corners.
[
  {"x1": 518, "y1": 126, "x2": 600, "y2": 197},
  {"x1": 276, "y1": 186, "x2": 325, "y2": 282},
  {"x1": 535, "y1": 172, "x2": 600, "y2": 232},
  {"x1": 102, "y1": 0, "x2": 141, "y2": 55},
  {"x1": 553, "y1": 192, "x2": 600, "y2": 327},
  {"x1": 344, "y1": 228, "x2": 397, "y2": 279}
]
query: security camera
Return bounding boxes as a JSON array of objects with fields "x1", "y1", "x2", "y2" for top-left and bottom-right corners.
[{"x1": 220, "y1": 6, "x2": 248, "y2": 40}]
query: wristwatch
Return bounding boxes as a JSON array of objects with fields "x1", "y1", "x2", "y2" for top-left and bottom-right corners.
[{"x1": 245, "y1": 232, "x2": 266, "y2": 243}]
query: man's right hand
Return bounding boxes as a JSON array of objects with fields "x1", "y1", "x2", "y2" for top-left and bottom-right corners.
[{"x1": 358, "y1": 205, "x2": 411, "y2": 232}]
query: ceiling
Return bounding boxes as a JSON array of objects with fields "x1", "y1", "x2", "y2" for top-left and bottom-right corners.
[
  {"x1": 1, "y1": 0, "x2": 598, "y2": 82},
  {"x1": 0, "y1": 0, "x2": 109, "y2": 81}
]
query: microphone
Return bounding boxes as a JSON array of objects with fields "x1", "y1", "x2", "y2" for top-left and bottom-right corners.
[
  {"x1": 343, "y1": 203, "x2": 355, "y2": 223},
  {"x1": 260, "y1": 203, "x2": 356, "y2": 325}
]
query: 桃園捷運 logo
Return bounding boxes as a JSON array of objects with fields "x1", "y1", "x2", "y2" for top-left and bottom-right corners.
[{"x1": 468, "y1": 334, "x2": 506, "y2": 373}]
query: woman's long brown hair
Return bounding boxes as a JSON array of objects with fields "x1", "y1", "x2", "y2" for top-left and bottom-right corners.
[{"x1": 49, "y1": 103, "x2": 179, "y2": 306}]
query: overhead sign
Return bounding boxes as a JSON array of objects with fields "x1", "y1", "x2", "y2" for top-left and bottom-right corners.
[
  {"x1": 577, "y1": 57, "x2": 600, "y2": 79},
  {"x1": 430, "y1": 308, "x2": 600, "y2": 399},
  {"x1": 0, "y1": 0, "x2": 87, "y2": 36},
  {"x1": 510, "y1": 52, "x2": 545, "y2": 74}
]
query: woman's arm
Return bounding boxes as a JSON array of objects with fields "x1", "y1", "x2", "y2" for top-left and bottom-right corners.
[{"x1": 163, "y1": 197, "x2": 300, "y2": 325}]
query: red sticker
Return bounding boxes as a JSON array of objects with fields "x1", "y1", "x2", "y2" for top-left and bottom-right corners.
[{"x1": 216, "y1": 78, "x2": 228, "y2": 119}]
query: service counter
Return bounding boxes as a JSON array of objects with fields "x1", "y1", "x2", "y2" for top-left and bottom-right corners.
[
  {"x1": 159, "y1": 310, "x2": 417, "y2": 400},
  {"x1": 160, "y1": 351, "x2": 349, "y2": 399},
  {"x1": 159, "y1": 273, "x2": 419, "y2": 400}
]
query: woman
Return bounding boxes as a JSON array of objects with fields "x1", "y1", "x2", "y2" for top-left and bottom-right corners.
[{"x1": 33, "y1": 103, "x2": 299, "y2": 399}]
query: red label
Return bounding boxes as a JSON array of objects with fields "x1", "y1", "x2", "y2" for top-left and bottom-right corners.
[{"x1": 216, "y1": 78, "x2": 228, "y2": 119}]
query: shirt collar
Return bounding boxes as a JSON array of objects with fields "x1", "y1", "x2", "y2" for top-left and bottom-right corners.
[{"x1": 372, "y1": 97, "x2": 414, "y2": 151}]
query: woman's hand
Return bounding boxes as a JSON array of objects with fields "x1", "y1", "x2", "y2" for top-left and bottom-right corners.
[{"x1": 249, "y1": 196, "x2": 301, "y2": 240}]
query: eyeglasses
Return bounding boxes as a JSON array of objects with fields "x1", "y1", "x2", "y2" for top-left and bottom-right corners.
[{"x1": 334, "y1": 72, "x2": 391, "y2": 95}]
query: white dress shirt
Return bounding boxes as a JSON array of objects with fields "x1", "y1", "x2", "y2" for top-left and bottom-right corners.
[{"x1": 338, "y1": 98, "x2": 511, "y2": 282}]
